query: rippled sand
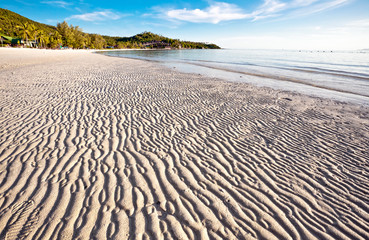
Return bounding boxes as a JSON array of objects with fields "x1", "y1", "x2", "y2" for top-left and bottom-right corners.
[{"x1": 0, "y1": 48, "x2": 368, "y2": 240}]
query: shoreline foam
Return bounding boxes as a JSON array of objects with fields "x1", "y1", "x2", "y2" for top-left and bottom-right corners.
[
  {"x1": 100, "y1": 49, "x2": 369, "y2": 105},
  {"x1": 0, "y1": 48, "x2": 368, "y2": 239}
]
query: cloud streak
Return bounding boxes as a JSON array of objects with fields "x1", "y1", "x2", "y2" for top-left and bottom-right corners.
[
  {"x1": 166, "y1": 2, "x2": 250, "y2": 24},
  {"x1": 163, "y1": 0, "x2": 351, "y2": 24},
  {"x1": 286, "y1": 0, "x2": 350, "y2": 18},
  {"x1": 250, "y1": 0, "x2": 350, "y2": 21},
  {"x1": 41, "y1": 1, "x2": 72, "y2": 9},
  {"x1": 66, "y1": 10, "x2": 121, "y2": 21}
]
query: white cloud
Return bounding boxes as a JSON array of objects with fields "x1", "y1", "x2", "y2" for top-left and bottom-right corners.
[
  {"x1": 162, "y1": 0, "x2": 351, "y2": 24},
  {"x1": 258, "y1": 0, "x2": 287, "y2": 14},
  {"x1": 250, "y1": 0, "x2": 350, "y2": 21},
  {"x1": 245, "y1": 0, "x2": 351, "y2": 22},
  {"x1": 291, "y1": 0, "x2": 350, "y2": 16},
  {"x1": 41, "y1": 1, "x2": 72, "y2": 9},
  {"x1": 247, "y1": 0, "x2": 286, "y2": 21},
  {"x1": 166, "y1": 2, "x2": 250, "y2": 24},
  {"x1": 66, "y1": 10, "x2": 121, "y2": 21}
]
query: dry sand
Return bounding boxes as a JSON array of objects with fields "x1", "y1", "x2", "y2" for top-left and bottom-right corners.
[{"x1": 0, "y1": 48, "x2": 368, "y2": 240}]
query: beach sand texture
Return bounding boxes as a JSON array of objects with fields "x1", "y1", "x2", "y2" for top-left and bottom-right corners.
[{"x1": 0, "y1": 48, "x2": 368, "y2": 240}]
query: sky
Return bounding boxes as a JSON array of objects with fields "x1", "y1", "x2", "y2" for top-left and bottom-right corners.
[{"x1": 3, "y1": 0, "x2": 369, "y2": 50}]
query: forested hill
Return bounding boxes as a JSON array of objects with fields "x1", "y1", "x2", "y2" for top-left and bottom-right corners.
[
  {"x1": 0, "y1": 8, "x2": 56, "y2": 36},
  {"x1": 104, "y1": 32, "x2": 221, "y2": 49},
  {"x1": 0, "y1": 8, "x2": 220, "y2": 49}
]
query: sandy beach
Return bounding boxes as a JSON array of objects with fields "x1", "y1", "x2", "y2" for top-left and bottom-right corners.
[{"x1": 0, "y1": 48, "x2": 368, "y2": 240}]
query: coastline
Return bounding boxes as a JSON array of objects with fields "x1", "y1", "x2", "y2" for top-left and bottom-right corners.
[
  {"x1": 0, "y1": 48, "x2": 368, "y2": 239},
  {"x1": 99, "y1": 49, "x2": 369, "y2": 106}
]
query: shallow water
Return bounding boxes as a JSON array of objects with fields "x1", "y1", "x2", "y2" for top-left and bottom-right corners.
[{"x1": 101, "y1": 49, "x2": 369, "y2": 105}]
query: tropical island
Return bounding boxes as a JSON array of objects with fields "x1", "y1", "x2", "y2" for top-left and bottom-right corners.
[{"x1": 0, "y1": 8, "x2": 220, "y2": 50}]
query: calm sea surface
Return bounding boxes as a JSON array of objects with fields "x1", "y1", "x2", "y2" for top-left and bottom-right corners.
[{"x1": 100, "y1": 49, "x2": 369, "y2": 105}]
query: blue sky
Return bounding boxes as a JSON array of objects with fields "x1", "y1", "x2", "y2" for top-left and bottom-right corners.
[{"x1": 3, "y1": 0, "x2": 369, "y2": 50}]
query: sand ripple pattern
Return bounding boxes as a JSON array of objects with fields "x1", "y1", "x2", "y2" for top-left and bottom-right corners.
[{"x1": 0, "y1": 53, "x2": 369, "y2": 240}]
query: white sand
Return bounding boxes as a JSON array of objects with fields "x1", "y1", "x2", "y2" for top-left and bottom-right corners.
[{"x1": 0, "y1": 48, "x2": 368, "y2": 240}]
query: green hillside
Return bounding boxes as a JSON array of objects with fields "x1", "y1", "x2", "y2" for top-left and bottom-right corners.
[
  {"x1": 0, "y1": 8, "x2": 56, "y2": 37},
  {"x1": 106, "y1": 32, "x2": 221, "y2": 49},
  {"x1": 0, "y1": 8, "x2": 220, "y2": 49}
]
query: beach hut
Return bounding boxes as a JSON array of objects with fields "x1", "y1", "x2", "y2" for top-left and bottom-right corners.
[
  {"x1": 11, "y1": 38, "x2": 23, "y2": 46},
  {"x1": 0, "y1": 35, "x2": 37, "y2": 47},
  {"x1": 0, "y1": 35, "x2": 12, "y2": 46}
]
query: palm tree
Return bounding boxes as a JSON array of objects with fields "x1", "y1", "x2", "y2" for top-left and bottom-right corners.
[
  {"x1": 17, "y1": 22, "x2": 35, "y2": 47},
  {"x1": 0, "y1": 28, "x2": 3, "y2": 47},
  {"x1": 37, "y1": 30, "x2": 49, "y2": 48},
  {"x1": 49, "y1": 31, "x2": 62, "y2": 48},
  {"x1": 30, "y1": 24, "x2": 39, "y2": 47}
]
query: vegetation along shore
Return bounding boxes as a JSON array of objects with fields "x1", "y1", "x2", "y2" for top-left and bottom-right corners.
[{"x1": 0, "y1": 8, "x2": 220, "y2": 50}]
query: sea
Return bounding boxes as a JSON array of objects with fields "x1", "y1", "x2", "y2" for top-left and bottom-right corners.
[{"x1": 100, "y1": 49, "x2": 369, "y2": 105}]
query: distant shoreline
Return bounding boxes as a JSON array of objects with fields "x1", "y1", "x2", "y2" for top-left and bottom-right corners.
[
  {"x1": 2, "y1": 47, "x2": 368, "y2": 106},
  {"x1": 100, "y1": 48, "x2": 369, "y2": 105}
]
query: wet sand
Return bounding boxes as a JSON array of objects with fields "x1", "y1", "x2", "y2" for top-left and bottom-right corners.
[{"x1": 0, "y1": 48, "x2": 368, "y2": 240}]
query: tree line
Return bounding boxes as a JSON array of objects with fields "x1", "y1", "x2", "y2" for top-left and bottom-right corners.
[
  {"x1": 1, "y1": 8, "x2": 116, "y2": 49},
  {"x1": 0, "y1": 8, "x2": 220, "y2": 49}
]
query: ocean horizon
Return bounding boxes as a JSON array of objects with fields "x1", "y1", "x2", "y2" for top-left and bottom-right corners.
[{"x1": 101, "y1": 49, "x2": 369, "y2": 105}]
